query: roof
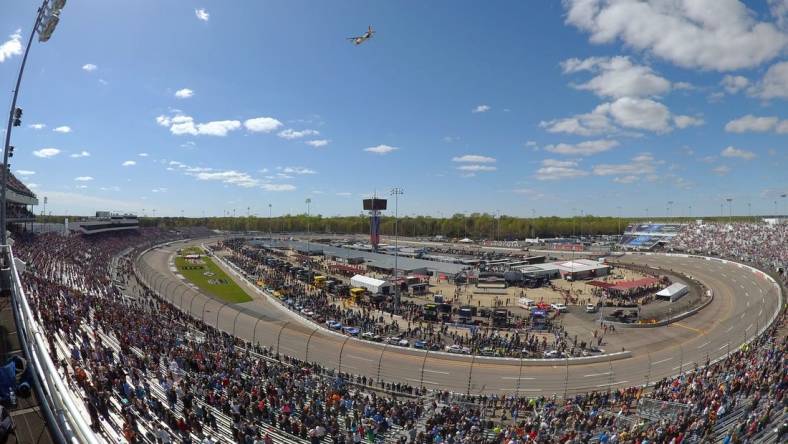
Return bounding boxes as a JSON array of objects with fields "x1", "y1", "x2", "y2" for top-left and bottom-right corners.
[
  {"x1": 554, "y1": 259, "x2": 609, "y2": 273},
  {"x1": 350, "y1": 274, "x2": 389, "y2": 287},
  {"x1": 0, "y1": 170, "x2": 37, "y2": 202},
  {"x1": 255, "y1": 239, "x2": 468, "y2": 275},
  {"x1": 657, "y1": 283, "x2": 688, "y2": 297}
]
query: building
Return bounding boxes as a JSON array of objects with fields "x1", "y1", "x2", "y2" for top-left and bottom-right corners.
[
  {"x1": 554, "y1": 259, "x2": 610, "y2": 280},
  {"x1": 515, "y1": 263, "x2": 562, "y2": 279},
  {"x1": 75, "y1": 212, "x2": 139, "y2": 235}
]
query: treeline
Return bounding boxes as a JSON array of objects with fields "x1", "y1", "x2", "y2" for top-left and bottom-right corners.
[
  {"x1": 142, "y1": 213, "x2": 678, "y2": 239},
  {"x1": 36, "y1": 213, "x2": 757, "y2": 239}
]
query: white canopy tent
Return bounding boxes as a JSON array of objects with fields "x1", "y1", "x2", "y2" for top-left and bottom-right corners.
[{"x1": 656, "y1": 283, "x2": 688, "y2": 302}]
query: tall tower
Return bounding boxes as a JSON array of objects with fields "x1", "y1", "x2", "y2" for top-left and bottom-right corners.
[{"x1": 363, "y1": 196, "x2": 387, "y2": 251}]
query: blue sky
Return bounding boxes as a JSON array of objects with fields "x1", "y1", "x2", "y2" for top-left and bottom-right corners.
[{"x1": 1, "y1": 0, "x2": 786, "y2": 218}]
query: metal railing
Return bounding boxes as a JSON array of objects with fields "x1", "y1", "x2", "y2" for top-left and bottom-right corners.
[{"x1": 1, "y1": 245, "x2": 99, "y2": 443}]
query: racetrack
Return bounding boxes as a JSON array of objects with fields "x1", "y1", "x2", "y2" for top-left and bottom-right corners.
[{"x1": 136, "y1": 239, "x2": 782, "y2": 397}]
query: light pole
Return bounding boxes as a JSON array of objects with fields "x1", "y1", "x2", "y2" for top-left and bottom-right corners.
[
  {"x1": 726, "y1": 198, "x2": 733, "y2": 222},
  {"x1": 305, "y1": 198, "x2": 311, "y2": 268},
  {"x1": 2, "y1": 0, "x2": 66, "y2": 244},
  {"x1": 667, "y1": 201, "x2": 674, "y2": 219},
  {"x1": 616, "y1": 205, "x2": 622, "y2": 234},
  {"x1": 391, "y1": 187, "x2": 404, "y2": 311},
  {"x1": 268, "y1": 203, "x2": 272, "y2": 237}
]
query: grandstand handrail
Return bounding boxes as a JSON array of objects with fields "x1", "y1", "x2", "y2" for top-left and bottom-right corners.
[{"x1": 4, "y1": 245, "x2": 99, "y2": 443}]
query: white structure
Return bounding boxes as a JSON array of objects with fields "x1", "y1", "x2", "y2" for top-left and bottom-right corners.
[
  {"x1": 555, "y1": 259, "x2": 610, "y2": 280},
  {"x1": 656, "y1": 283, "x2": 688, "y2": 302},
  {"x1": 350, "y1": 274, "x2": 392, "y2": 295}
]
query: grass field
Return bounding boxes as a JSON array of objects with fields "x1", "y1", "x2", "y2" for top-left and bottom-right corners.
[{"x1": 174, "y1": 253, "x2": 252, "y2": 303}]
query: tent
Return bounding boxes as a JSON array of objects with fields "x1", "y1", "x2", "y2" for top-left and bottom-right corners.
[{"x1": 656, "y1": 283, "x2": 688, "y2": 302}]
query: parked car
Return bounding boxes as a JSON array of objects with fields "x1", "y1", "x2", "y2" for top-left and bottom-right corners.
[
  {"x1": 397, "y1": 338, "x2": 409, "y2": 347},
  {"x1": 414, "y1": 340, "x2": 427, "y2": 349},
  {"x1": 544, "y1": 349, "x2": 566, "y2": 358},
  {"x1": 326, "y1": 320, "x2": 342, "y2": 330},
  {"x1": 343, "y1": 326, "x2": 360, "y2": 336},
  {"x1": 585, "y1": 304, "x2": 598, "y2": 313},
  {"x1": 550, "y1": 303, "x2": 568, "y2": 313}
]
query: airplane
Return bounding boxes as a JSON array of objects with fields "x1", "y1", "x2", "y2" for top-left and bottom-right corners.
[{"x1": 347, "y1": 26, "x2": 375, "y2": 45}]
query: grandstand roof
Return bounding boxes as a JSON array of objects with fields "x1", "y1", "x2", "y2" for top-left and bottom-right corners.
[{"x1": 0, "y1": 170, "x2": 37, "y2": 200}]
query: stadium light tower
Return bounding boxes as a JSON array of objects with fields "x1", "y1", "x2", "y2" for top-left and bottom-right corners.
[
  {"x1": 2, "y1": 0, "x2": 67, "y2": 244},
  {"x1": 726, "y1": 197, "x2": 733, "y2": 222},
  {"x1": 268, "y1": 203, "x2": 272, "y2": 237},
  {"x1": 305, "y1": 198, "x2": 311, "y2": 270},
  {"x1": 781, "y1": 194, "x2": 787, "y2": 216},
  {"x1": 390, "y1": 187, "x2": 404, "y2": 311}
]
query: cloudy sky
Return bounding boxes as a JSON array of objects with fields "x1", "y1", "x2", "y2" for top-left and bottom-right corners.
[{"x1": 1, "y1": 0, "x2": 787, "y2": 217}]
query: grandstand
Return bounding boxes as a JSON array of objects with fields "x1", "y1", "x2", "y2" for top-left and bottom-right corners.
[
  {"x1": 1, "y1": 169, "x2": 38, "y2": 225},
  {"x1": 619, "y1": 223, "x2": 684, "y2": 250},
  {"x1": 75, "y1": 211, "x2": 139, "y2": 234}
]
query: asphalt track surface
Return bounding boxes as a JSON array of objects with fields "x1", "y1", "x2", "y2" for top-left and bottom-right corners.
[{"x1": 136, "y1": 239, "x2": 781, "y2": 397}]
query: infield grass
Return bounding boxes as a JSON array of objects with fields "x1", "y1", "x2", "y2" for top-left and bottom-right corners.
[{"x1": 174, "y1": 252, "x2": 252, "y2": 303}]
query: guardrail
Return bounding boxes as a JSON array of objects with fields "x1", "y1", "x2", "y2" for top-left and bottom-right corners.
[{"x1": 1, "y1": 245, "x2": 99, "y2": 443}]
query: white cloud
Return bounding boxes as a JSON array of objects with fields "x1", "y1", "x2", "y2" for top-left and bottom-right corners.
[
  {"x1": 76, "y1": 185, "x2": 88, "y2": 189},
  {"x1": 174, "y1": 88, "x2": 194, "y2": 99},
  {"x1": 452, "y1": 154, "x2": 496, "y2": 163},
  {"x1": 138, "y1": 153, "x2": 149, "y2": 157},
  {"x1": 0, "y1": 30, "x2": 22, "y2": 63},
  {"x1": 364, "y1": 144, "x2": 399, "y2": 154},
  {"x1": 613, "y1": 175, "x2": 639, "y2": 184},
  {"x1": 456, "y1": 164, "x2": 497, "y2": 172},
  {"x1": 74, "y1": 176, "x2": 94, "y2": 182},
  {"x1": 593, "y1": 153, "x2": 661, "y2": 176},
  {"x1": 777, "y1": 120, "x2": 788, "y2": 134},
  {"x1": 70, "y1": 150, "x2": 91, "y2": 158},
  {"x1": 721, "y1": 146, "x2": 756, "y2": 160},
  {"x1": 305, "y1": 139, "x2": 329, "y2": 148},
  {"x1": 673, "y1": 115, "x2": 704, "y2": 128},
  {"x1": 535, "y1": 159, "x2": 589, "y2": 180},
  {"x1": 769, "y1": 0, "x2": 788, "y2": 29},
  {"x1": 539, "y1": 104, "x2": 615, "y2": 136},
  {"x1": 195, "y1": 8, "x2": 210, "y2": 21},
  {"x1": 53, "y1": 126, "x2": 72, "y2": 133},
  {"x1": 195, "y1": 170, "x2": 258, "y2": 188},
  {"x1": 713, "y1": 165, "x2": 732, "y2": 175},
  {"x1": 336, "y1": 192, "x2": 352, "y2": 197},
  {"x1": 721, "y1": 75, "x2": 750, "y2": 93},
  {"x1": 563, "y1": 0, "x2": 788, "y2": 71},
  {"x1": 122, "y1": 160, "x2": 136, "y2": 166},
  {"x1": 82, "y1": 63, "x2": 97, "y2": 72},
  {"x1": 543, "y1": 139, "x2": 619, "y2": 156},
  {"x1": 15, "y1": 170, "x2": 35, "y2": 176},
  {"x1": 472, "y1": 104, "x2": 491, "y2": 113},
  {"x1": 278, "y1": 128, "x2": 319, "y2": 139},
  {"x1": 542, "y1": 97, "x2": 683, "y2": 134},
  {"x1": 561, "y1": 56, "x2": 671, "y2": 98},
  {"x1": 748, "y1": 61, "x2": 788, "y2": 99},
  {"x1": 151, "y1": 187, "x2": 167, "y2": 193},
  {"x1": 725, "y1": 115, "x2": 780, "y2": 133},
  {"x1": 244, "y1": 117, "x2": 283, "y2": 133},
  {"x1": 261, "y1": 183, "x2": 296, "y2": 192},
  {"x1": 28, "y1": 123, "x2": 45, "y2": 130},
  {"x1": 27, "y1": 183, "x2": 39, "y2": 189},
  {"x1": 281, "y1": 166, "x2": 316, "y2": 175},
  {"x1": 33, "y1": 148, "x2": 60, "y2": 158},
  {"x1": 607, "y1": 97, "x2": 671, "y2": 132},
  {"x1": 157, "y1": 114, "x2": 242, "y2": 136}
]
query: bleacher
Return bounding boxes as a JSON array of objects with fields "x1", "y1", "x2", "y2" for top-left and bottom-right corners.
[{"x1": 619, "y1": 223, "x2": 684, "y2": 250}]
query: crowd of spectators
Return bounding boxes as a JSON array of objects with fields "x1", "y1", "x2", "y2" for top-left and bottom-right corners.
[
  {"x1": 17, "y1": 230, "x2": 427, "y2": 443},
  {"x1": 10, "y1": 227, "x2": 787, "y2": 443},
  {"x1": 670, "y1": 222, "x2": 788, "y2": 284}
]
